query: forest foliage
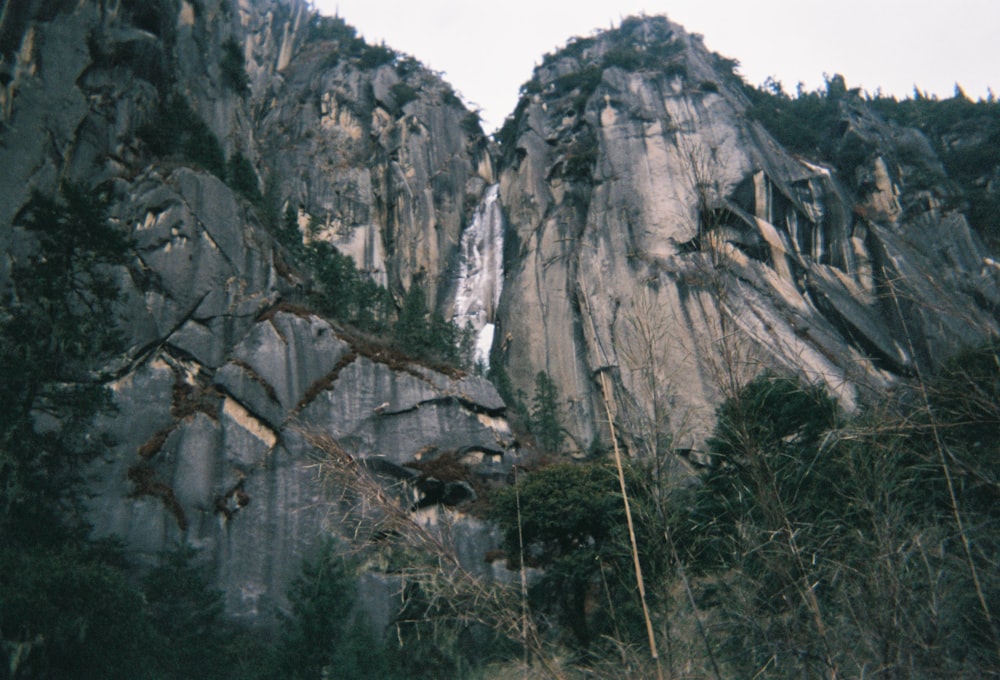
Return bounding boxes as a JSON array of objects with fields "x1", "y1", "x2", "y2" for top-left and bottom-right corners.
[
  {"x1": 746, "y1": 74, "x2": 1000, "y2": 249},
  {"x1": 272, "y1": 205, "x2": 475, "y2": 370},
  {"x1": 0, "y1": 185, "x2": 426, "y2": 680},
  {"x1": 302, "y1": 335, "x2": 1000, "y2": 679},
  {"x1": 477, "y1": 345, "x2": 1000, "y2": 678},
  {"x1": 5, "y1": 7, "x2": 1000, "y2": 677}
]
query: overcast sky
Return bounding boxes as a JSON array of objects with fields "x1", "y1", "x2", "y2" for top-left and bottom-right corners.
[{"x1": 311, "y1": 1, "x2": 998, "y2": 132}]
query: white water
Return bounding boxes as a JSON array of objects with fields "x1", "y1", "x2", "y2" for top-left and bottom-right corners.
[{"x1": 452, "y1": 184, "x2": 504, "y2": 367}]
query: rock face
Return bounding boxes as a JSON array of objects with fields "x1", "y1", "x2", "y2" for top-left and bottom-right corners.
[
  {"x1": 255, "y1": 22, "x2": 494, "y2": 301},
  {"x1": 90, "y1": 308, "x2": 512, "y2": 624},
  {"x1": 0, "y1": 0, "x2": 508, "y2": 626},
  {"x1": 493, "y1": 17, "x2": 999, "y2": 452},
  {"x1": 1, "y1": 2, "x2": 997, "y2": 629}
]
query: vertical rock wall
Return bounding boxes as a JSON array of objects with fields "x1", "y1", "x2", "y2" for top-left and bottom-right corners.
[
  {"x1": 494, "y1": 17, "x2": 999, "y2": 452},
  {"x1": 0, "y1": 0, "x2": 508, "y2": 627}
]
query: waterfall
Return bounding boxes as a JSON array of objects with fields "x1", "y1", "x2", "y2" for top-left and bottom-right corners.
[{"x1": 452, "y1": 184, "x2": 504, "y2": 367}]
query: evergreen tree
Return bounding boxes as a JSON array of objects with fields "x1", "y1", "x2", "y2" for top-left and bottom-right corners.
[
  {"x1": 394, "y1": 282, "x2": 431, "y2": 352},
  {"x1": 0, "y1": 184, "x2": 163, "y2": 678},
  {"x1": 531, "y1": 371, "x2": 563, "y2": 453},
  {"x1": 0, "y1": 183, "x2": 129, "y2": 543},
  {"x1": 270, "y1": 544, "x2": 396, "y2": 680}
]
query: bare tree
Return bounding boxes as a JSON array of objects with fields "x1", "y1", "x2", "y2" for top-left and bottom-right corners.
[{"x1": 298, "y1": 429, "x2": 569, "y2": 680}]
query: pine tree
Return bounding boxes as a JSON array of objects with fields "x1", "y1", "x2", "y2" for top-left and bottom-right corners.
[
  {"x1": 0, "y1": 183, "x2": 129, "y2": 542},
  {"x1": 531, "y1": 371, "x2": 563, "y2": 453}
]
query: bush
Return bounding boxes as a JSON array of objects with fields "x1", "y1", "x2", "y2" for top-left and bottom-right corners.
[
  {"x1": 221, "y1": 37, "x2": 249, "y2": 94},
  {"x1": 389, "y1": 82, "x2": 419, "y2": 109},
  {"x1": 305, "y1": 13, "x2": 357, "y2": 44},
  {"x1": 0, "y1": 543, "x2": 159, "y2": 680},
  {"x1": 670, "y1": 364, "x2": 1000, "y2": 677},
  {"x1": 138, "y1": 96, "x2": 226, "y2": 179},
  {"x1": 562, "y1": 144, "x2": 598, "y2": 182},
  {"x1": 488, "y1": 461, "x2": 638, "y2": 648},
  {"x1": 226, "y1": 151, "x2": 262, "y2": 204},
  {"x1": 440, "y1": 87, "x2": 462, "y2": 107},
  {"x1": 357, "y1": 43, "x2": 395, "y2": 69},
  {"x1": 460, "y1": 111, "x2": 482, "y2": 137},
  {"x1": 690, "y1": 373, "x2": 842, "y2": 570},
  {"x1": 551, "y1": 65, "x2": 602, "y2": 101}
]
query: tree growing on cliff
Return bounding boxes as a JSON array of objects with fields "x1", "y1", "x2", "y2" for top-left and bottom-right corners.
[
  {"x1": 0, "y1": 183, "x2": 129, "y2": 541},
  {"x1": 530, "y1": 371, "x2": 564, "y2": 454},
  {"x1": 393, "y1": 283, "x2": 467, "y2": 366}
]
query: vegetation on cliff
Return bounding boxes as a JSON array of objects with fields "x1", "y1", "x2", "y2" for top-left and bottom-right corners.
[
  {"x1": 474, "y1": 344, "x2": 1000, "y2": 677},
  {"x1": 747, "y1": 74, "x2": 1000, "y2": 249}
]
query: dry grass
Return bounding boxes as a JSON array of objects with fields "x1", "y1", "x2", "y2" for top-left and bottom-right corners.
[{"x1": 299, "y1": 429, "x2": 570, "y2": 680}]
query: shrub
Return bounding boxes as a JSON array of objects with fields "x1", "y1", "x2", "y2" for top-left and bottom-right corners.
[
  {"x1": 357, "y1": 43, "x2": 395, "y2": 69},
  {"x1": 671, "y1": 362, "x2": 1000, "y2": 676},
  {"x1": 690, "y1": 373, "x2": 842, "y2": 569},
  {"x1": 562, "y1": 144, "x2": 598, "y2": 182},
  {"x1": 460, "y1": 110, "x2": 482, "y2": 137},
  {"x1": 221, "y1": 37, "x2": 249, "y2": 94},
  {"x1": 488, "y1": 461, "x2": 646, "y2": 649},
  {"x1": 138, "y1": 96, "x2": 226, "y2": 179},
  {"x1": 440, "y1": 87, "x2": 462, "y2": 107},
  {"x1": 184, "y1": 116, "x2": 227, "y2": 178},
  {"x1": 226, "y1": 151, "x2": 262, "y2": 204},
  {"x1": 390, "y1": 82, "x2": 419, "y2": 109},
  {"x1": 551, "y1": 65, "x2": 602, "y2": 100},
  {"x1": 0, "y1": 543, "x2": 159, "y2": 679},
  {"x1": 305, "y1": 13, "x2": 357, "y2": 44}
]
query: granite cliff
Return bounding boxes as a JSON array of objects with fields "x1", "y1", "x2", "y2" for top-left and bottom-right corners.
[
  {"x1": 0, "y1": 0, "x2": 506, "y2": 628},
  {"x1": 1, "y1": 0, "x2": 997, "y2": 637},
  {"x1": 493, "y1": 17, "x2": 999, "y2": 455}
]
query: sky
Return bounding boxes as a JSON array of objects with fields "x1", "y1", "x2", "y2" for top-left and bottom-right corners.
[{"x1": 311, "y1": 1, "x2": 999, "y2": 133}]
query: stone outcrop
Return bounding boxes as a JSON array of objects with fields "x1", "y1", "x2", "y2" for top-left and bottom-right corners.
[
  {"x1": 493, "y1": 17, "x2": 999, "y2": 452},
  {"x1": 89, "y1": 308, "x2": 512, "y2": 624},
  {"x1": 255, "y1": 18, "x2": 494, "y2": 301}
]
